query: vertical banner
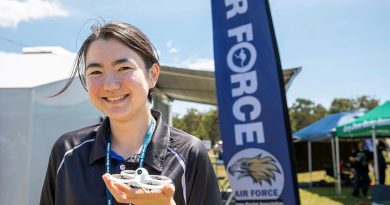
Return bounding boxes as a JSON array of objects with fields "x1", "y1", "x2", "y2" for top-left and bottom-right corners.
[{"x1": 211, "y1": 0, "x2": 300, "y2": 204}]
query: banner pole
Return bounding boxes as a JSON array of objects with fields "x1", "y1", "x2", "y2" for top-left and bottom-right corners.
[
  {"x1": 211, "y1": 0, "x2": 300, "y2": 203},
  {"x1": 331, "y1": 138, "x2": 337, "y2": 193},
  {"x1": 336, "y1": 137, "x2": 341, "y2": 195},
  {"x1": 372, "y1": 127, "x2": 379, "y2": 184}
]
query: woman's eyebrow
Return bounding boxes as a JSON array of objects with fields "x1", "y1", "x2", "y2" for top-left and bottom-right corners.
[
  {"x1": 86, "y1": 62, "x2": 102, "y2": 70},
  {"x1": 86, "y1": 58, "x2": 132, "y2": 70},
  {"x1": 112, "y1": 58, "x2": 132, "y2": 67}
]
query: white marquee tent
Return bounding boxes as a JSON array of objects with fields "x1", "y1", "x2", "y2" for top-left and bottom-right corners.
[{"x1": 0, "y1": 48, "x2": 102, "y2": 205}]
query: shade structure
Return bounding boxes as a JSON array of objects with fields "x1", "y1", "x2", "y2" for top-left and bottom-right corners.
[
  {"x1": 293, "y1": 109, "x2": 365, "y2": 142},
  {"x1": 157, "y1": 66, "x2": 301, "y2": 105},
  {"x1": 336, "y1": 101, "x2": 390, "y2": 187},
  {"x1": 293, "y1": 109, "x2": 365, "y2": 194},
  {"x1": 336, "y1": 101, "x2": 390, "y2": 138}
]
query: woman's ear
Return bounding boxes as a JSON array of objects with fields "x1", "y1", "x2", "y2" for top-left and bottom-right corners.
[{"x1": 149, "y1": 63, "x2": 160, "y2": 88}]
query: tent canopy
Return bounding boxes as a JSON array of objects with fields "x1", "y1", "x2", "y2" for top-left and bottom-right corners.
[
  {"x1": 157, "y1": 66, "x2": 301, "y2": 105},
  {"x1": 293, "y1": 109, "x2": 365, "y2": 142},
  {"x1": 336, "y1": 101, "x2": 390, "y2": 138}
]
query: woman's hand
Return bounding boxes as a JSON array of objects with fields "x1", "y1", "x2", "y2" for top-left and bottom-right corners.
[{"x1": 102, "y1": 173, "x2": 176, "y2": 205}]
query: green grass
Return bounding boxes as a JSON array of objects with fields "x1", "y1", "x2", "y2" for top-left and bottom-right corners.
[{"x1": 300, "y1": 187, "x2": 371, "y2": 205}]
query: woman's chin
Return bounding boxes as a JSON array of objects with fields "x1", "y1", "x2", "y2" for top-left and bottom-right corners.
[{"x1": 105, "y1": 111, "x2": 131, "y2": 122}]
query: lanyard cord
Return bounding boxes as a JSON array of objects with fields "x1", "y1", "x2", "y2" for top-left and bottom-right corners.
[{"x1": 105, "y1": 118, "x2": 156, "y2": 205}]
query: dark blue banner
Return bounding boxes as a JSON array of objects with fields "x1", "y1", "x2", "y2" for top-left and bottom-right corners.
[{"x1": 211, "y1": 0, "x2": 300, "y2": 203}]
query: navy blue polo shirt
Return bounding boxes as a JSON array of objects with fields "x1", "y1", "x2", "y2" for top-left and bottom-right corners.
[{"x1": 40, "y1": 109, "x2": 223, "y2": 205}]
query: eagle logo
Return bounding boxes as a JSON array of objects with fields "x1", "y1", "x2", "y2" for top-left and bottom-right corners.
[{"x1": 228, "y1": 154, "x2": 281, "y2": 186}]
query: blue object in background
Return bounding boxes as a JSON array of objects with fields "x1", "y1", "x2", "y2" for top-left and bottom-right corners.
[
  {"x1": 211, "y1": 0, "x2": 299, "y2": 203},
  {"x1": 293, "y1": 109, "x2": 365, "y2": 142}
]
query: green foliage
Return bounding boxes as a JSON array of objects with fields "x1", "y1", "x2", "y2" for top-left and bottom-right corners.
[
  {"x1": 355, "y1": 95, "x2": 379, "y2": 111},
  {"x1": 173, "y1": 95, "x2": 379, "y2": 139},
  {"x1": 289, "y1": 95, "x2": 379, "y2": 132},
  {"x1": 172, "y1": 108, "x2": 202, "y2": 135},
  {"x1": 172, "y1": 108, "x2": 220, "y2": 141},
  {"x1": 201, "y1": 109, "x2": 220, "y2": 142},
  {"x1": 329, "y1": 95, "x2": 379, "y2": 113},
  {"x1": 329, "y1": 98, "x2": 355, "y2": 114},
  {"x1": 289, "y1": 98, "x2": 328, "y2": 132}
]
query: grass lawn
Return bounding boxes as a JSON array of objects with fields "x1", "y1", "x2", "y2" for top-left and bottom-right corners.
[
  {"x1": 300, "y1": 187, "x2": 371, "y2": 205},
  {"x1": 209, "y1": 153, "x2": 376, "y2": 205}
]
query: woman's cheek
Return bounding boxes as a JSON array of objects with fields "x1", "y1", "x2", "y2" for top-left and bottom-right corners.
[{"x1": 86, "y1": 78, "x2": 101, "y2": 93}]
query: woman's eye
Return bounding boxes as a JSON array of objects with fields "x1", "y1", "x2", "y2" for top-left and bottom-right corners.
[
  {"x1": 87, "y1": 71, "x2": 102, "y2": 75},
  {"x1": 119, "y1": 67, "x2": 132, "y2": 71}
]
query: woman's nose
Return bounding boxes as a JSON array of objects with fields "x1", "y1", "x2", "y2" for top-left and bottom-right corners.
[{"x1": 103, "y1": 73, "x2": 120, "y2": 91}]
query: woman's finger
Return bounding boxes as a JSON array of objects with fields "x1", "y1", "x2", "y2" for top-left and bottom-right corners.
[
  {"x1": 102, "y1": 174, "x2": 131, "y2": 203},
  {"x1": 102, "y1": 174, "x2": 175, "y2": 205},
  {"x1": 161, "y1": 183, "x2": 175, "y2": 197},
  {"x1": 114, "y1": 181, "x2": 142, "y2": 198}
]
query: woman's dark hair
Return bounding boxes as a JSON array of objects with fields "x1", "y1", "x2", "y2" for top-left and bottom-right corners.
[{"x1": 53, "y1": 21, "x2": 159, "y2": 102}]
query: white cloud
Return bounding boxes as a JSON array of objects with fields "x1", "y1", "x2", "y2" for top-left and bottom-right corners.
[
  {"x1": 165, "y1": 40, "x2": 180, "y2": 54},
  {"x1": 0, "y1": 0, "x2": 68, "y2": 28},
  {"x1": 168, "y1": 47, "x2": 179, "y2": 53},
  {"x1": 180, "y1": 58, "x2": 215, "y2": 71},
  {"x1": 166, "y1": 40, "x2": 173, "y2": 48}
]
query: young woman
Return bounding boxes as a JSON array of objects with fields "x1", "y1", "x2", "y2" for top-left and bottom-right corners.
[{"x1": 40, "y1": 22, "x2": 222, "y2": 205}]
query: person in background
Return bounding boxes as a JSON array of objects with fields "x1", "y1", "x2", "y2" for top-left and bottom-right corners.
[
  {"x1": 377, "y1": 140, "x2": 388, "y2": 185},
  {"x1": 213, "y1": 140, "x2": 223, "y2": 161},
  {"x1": 349, "y1": 141, "x2": 373, "y2": 197}
]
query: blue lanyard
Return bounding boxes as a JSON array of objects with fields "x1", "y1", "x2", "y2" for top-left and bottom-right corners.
[{"x1": 105, "y1": 118, "x2": 156, "y2": 205}]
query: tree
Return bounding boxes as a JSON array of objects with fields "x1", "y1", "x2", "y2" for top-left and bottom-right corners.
[
  {"x1": 172, "y1": 108, "x2": 221, "y2": 141},
  {"x1": 289, "y1": 98, "x2": 327, "y2": 132},
  {"x1": 329, "y1": 95, "x2": 379, "y2": 113},
  {"x1": 199, "y1": 109, "x2": 220, "y2": 142},
  {"x1": 355, "y1": 95, "x2": 379, "y2": 111},
  {"x1": 172, "y1": 108, "x2": 202, "y2": 136},
  {"x1": 173, "y1": 95, "x2": 379, "y2": 140},
  {"x1": 329, "y1": 98, "x2": 356, "y2": 114}
]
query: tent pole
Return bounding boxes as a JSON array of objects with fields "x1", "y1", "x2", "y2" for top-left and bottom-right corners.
[
  {"x1": 308, "y1": 142, "x2": 312, "y2": 187},
  {"x1": 331, "y1": 138, "x2": 337, "y2": 193},
  {"x1": 372, "y1": 127, "x2": 379, "y2": 184},
  {"x1": 336, "y1": 137, "x2": 341, "y2": 195}
]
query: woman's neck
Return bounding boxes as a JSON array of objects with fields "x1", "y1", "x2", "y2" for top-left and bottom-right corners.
[{"x1": 109, "y1": 110, "x2": 153, "y2": 159}]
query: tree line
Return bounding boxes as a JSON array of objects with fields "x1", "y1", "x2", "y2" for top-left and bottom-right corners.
[{"x1": 173, "y1": 95, "x2": 379, "y2": 141}]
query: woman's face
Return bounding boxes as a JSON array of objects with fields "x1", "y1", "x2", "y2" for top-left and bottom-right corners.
[{"x1": 85, "y1": 38, "x2": 158, "y2": 122}]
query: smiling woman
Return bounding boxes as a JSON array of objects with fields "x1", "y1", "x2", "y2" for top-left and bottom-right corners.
[
  {"x1": 40, "y1": 22, "x2": 223, "y2": 205},
  {"x1": 85, "y1": 38, "x2": 156, "y2": 123}
]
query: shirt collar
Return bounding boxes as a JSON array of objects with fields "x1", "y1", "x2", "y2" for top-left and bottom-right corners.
[{"x1": 88, "y1": 109, "x2": 170, "y2": 174}]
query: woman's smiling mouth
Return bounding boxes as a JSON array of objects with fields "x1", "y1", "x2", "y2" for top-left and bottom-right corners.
[{"x1": 103, "y1": 94, "x2": 129, "y2": 102}]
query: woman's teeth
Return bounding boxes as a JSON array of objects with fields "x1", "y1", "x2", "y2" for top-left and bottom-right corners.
[{"x1": 106, "y1": 95, "x2": 127, "y2": 101}]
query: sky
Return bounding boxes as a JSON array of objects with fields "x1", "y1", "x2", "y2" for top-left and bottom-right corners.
[{"x1": 0, "y1": 0, "x2": 389, "y2": 116}]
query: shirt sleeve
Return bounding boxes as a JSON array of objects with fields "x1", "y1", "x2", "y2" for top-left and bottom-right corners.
[
  {"x1": 40, "y1": 142, "x2": 62, "y2": 205},
  {"x1": 186, "y1": 141, "x2": 223, "y2": 205}
]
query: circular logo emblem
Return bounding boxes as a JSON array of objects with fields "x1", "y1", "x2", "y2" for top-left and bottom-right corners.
[
  {"x1": 232, "y1": 48, "x2": 250, "y2": 68},
  {"x1": 227, "y1": 148, "x2": 284, "y2": 200},
  {"x1": 119, "y1": 164, "x2": 126, "y2": 171}
]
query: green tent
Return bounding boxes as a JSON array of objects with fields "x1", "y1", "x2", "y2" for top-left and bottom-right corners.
[
  {"x1": 336, "y1": 101, "x2": 390, "y2": 138},
  {"x1": 336, "y1": 101, "x2": 390, "y2": 186}
]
